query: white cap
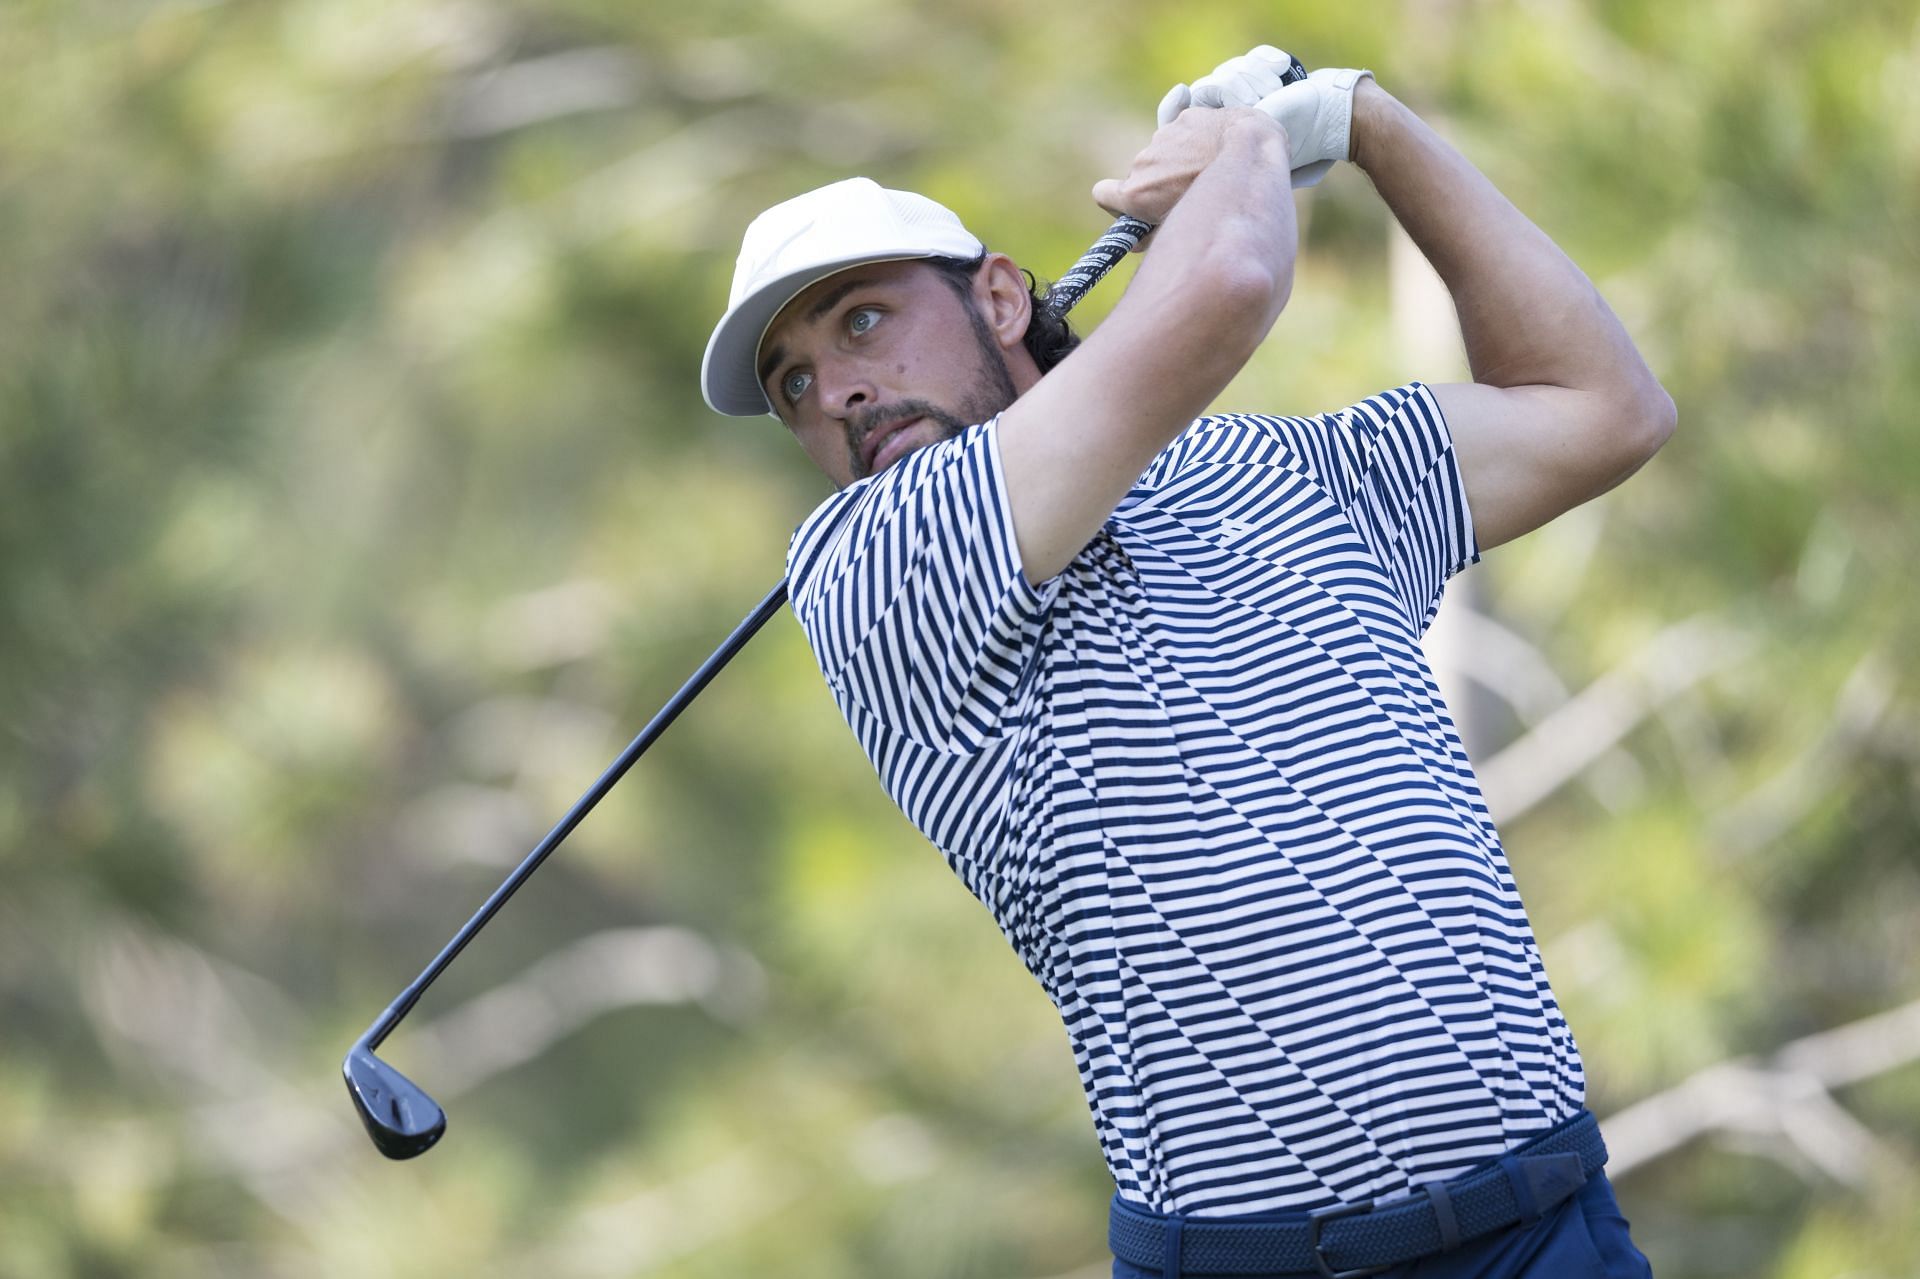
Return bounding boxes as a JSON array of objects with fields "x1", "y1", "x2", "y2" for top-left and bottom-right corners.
[{"x1": 702, "y1": 178, "x2": 985, "y2": 417}]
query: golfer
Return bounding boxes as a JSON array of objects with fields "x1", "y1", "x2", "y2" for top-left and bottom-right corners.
[{"x1": 702, "y1": 47, "x2": 1669, "y2": 1279}]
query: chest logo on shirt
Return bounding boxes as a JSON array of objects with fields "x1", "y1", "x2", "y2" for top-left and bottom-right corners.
[{"x1": 1216, "y1": 517, "x2": 1259, "y2": 541}]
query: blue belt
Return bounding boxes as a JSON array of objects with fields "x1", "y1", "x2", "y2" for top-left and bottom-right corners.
[{"x1": 1108, "y1": 1110, "x2": 1608, "y2": 1279}]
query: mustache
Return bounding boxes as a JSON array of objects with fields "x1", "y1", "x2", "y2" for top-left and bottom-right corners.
[{"x1": 851, "y1": 400, "x2": 945, "y2": 450}]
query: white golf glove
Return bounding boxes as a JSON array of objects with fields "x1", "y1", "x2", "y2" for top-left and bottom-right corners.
[{"x1": 1157, "y1": 46, "x2": 1372, "y2": 188}]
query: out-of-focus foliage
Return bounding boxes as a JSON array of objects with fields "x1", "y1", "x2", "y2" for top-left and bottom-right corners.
[{"x1": 1, "y1": 1, "x2": 1914, "y2": 1276}]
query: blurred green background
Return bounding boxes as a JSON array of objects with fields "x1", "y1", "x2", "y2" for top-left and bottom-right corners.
[{"x1": 3, "y1": 0, "x2": 1917, "y2": 1275}]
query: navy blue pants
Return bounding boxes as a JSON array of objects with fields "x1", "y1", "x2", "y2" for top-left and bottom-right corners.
[{"x1": 1112, "y1": 1170, "x2": 1653, "y2": 1279}]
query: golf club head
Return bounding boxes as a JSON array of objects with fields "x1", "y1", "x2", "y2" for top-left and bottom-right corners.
[{"x1": 343, "y1": 1042, "x2": 446, "y2": 1159}]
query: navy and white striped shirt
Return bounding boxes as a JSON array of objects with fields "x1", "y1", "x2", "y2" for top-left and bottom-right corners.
[{"x1": 786, "y1": 383, "x2": 1584, "y2": 1215}]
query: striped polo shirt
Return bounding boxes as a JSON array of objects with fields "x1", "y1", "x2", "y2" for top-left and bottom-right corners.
[{"x1": 785, "y1": 382, "x2": 1585, "y2": 1216}]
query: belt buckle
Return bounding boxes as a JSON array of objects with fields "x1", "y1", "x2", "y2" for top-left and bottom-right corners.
[{"x1": 1306, "y1": 1198, "x2": 1392, "y2": 1279}]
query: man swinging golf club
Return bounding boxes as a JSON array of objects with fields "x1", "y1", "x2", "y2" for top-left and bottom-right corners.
[{"x1": 703, "y1": 47, "x2": 1671, "y2": 1279}]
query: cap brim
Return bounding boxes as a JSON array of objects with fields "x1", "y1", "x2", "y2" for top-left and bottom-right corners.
[{"x1": 700, "y1": 251, "x2": 940, "y2": 418}]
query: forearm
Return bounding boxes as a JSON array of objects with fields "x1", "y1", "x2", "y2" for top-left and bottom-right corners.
[
  {"x1": 1000, "y1": 111, "x2": 1295, "y2": 581},
  {"x1": 1352, "y1": 83, "x2": 1666, "y2": 408},
  {"x1": 1124, "y1": 116, "x2": 1297, "y2": 340}
]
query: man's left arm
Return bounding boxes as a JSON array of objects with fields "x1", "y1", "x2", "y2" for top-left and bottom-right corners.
[{"x1": 1350, "y1": 80, "x2": 1677, "y2": 551}]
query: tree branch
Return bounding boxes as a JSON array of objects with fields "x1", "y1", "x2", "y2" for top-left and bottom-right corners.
[
  {"x1": 1476, "y1": 615, "x2": 1752, "y2": 823},
  {"x1": 1437, "y1": 603, "x2": 1647, "y2": 810},
  {"x1": 1708, "y1": 652, "x2": 1896, "y2": 855},
  {"x1": 1602, "y1": 995, "x2": 1920, "y2": 1182}
]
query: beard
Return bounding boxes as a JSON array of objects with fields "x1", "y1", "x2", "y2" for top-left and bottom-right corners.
[{"x1": 845, "y1": 301, "x2": 1020, "y2": 483}]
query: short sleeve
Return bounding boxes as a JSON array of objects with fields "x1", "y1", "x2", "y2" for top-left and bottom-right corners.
[
  {"x1": 1326, "y1": 383, "x2": 1479, "y2": 634},
  {"x1": 785, "y1": 418, "x2": 1059, "y2": 755}
]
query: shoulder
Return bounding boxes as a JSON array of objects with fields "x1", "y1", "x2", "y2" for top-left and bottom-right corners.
[
  {"x1": 1135, "y1": 408, "x2": 1342, "y2": 493},
  {"x1": 1342, "y1": 382, "x2": 1450, "y2": 447},
  {"x1": 1120, "y1": 385, "x2": 1456, "y2": 518}
]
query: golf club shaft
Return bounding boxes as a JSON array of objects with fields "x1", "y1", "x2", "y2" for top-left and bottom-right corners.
[{"x1": 360, "y1": 578, "x2": 790, "y2": 1052}]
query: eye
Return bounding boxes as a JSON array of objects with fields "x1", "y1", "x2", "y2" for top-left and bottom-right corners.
[
  {"x1": 781, "y1": 369, "x2": 813, "y2": 403},
  {"x1": 848, "y1": 306, "x2": 881, "y2": 336}
]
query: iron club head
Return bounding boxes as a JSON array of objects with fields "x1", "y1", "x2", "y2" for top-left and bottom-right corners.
[{"x1": 343, "y1": 1041, "x2": 446, "y2": 1159}]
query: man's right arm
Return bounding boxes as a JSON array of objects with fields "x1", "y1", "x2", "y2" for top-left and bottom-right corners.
[{"x1": 995, "y1": 108, "x2": 1297, "y2": 582}]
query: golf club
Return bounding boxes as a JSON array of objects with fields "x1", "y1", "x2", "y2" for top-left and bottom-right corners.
[
  {"x1": 344, "y1": 579, "x2": 788, "y2": 1158},
  {"x1": 344, "y1": 52, "x2": 1310, "y2": 1162}
]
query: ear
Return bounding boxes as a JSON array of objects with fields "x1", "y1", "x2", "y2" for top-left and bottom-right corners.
[{"x1": 974, "y1": 253, "x2": 1033, "y2": 355}]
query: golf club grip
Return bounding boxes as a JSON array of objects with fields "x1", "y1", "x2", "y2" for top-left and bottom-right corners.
[
  {"x1": 1043, "y1": 52, "x2": 1309, "y2": 322},
  {"x1": 1043, "y1": 216, "x2": 1154, "y2": 320}
]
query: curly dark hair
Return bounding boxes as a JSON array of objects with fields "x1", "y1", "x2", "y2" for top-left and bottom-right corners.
[{"x1": 925, "y1": 253, "x2": 1082, "y2": 373}]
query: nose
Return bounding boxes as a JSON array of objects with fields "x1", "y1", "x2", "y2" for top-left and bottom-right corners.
[{"x1": 814, "y1": 359, "x2": 877, "y2": 422}]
